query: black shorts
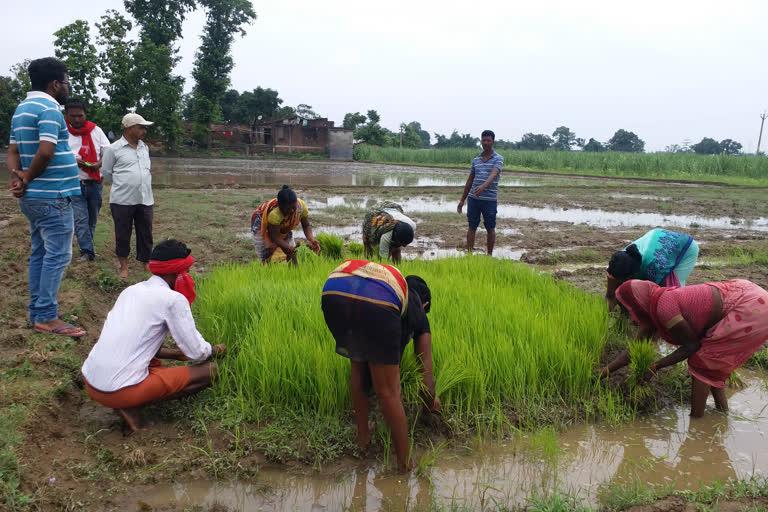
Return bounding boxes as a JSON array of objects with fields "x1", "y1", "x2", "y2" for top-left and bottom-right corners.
[{"x1": 321, "y1": 294, "x2": 402, "y2": 365}]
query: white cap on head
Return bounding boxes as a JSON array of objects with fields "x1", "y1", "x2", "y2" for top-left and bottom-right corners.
[{"x1": 122, "y1": 113, "x2": 154, "y2": 128}]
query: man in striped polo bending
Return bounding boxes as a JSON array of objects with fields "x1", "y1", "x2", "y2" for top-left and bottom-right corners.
[
  {"x1": 7, "y1": 57, "x2": 85, "y2": 337},
  {"x1": 457, "y1": 130, "x2": 504, "y2": 256}
]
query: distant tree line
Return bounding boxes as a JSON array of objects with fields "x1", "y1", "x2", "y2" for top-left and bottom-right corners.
[
  {"x1": 0, "y1": 0, "x2": 257, "y2": 150},
  {"x1": 665, "y1": 138, "x2": 742, "y2": 155}
]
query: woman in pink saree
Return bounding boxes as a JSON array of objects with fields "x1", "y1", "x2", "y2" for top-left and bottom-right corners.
[{"x1": 601, "y1": 279, "x2": 768, "y2": 417}]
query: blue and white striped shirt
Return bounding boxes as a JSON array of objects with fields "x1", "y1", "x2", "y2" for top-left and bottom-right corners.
[
  {"x1": 10, "y1": 91, "x2": 80, "y2": 199},
  {"x1": 469, "y1": 151, "x2": 503, "y2": 201}
]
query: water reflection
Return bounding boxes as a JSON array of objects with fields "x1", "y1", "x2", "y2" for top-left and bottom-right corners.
[
  {"x1": 136, "y1": 373, "x2": 768, "y2": 511},
  {"x1": 150, "y1": 158, "x2": 540, "y2": 188},
  {"x1": 309, "y1": 197, "x2": 768, "y2": 232}
]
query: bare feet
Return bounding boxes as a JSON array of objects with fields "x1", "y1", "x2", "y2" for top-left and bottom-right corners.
[
  {"x1": 118, "y1": 266, "x2": 129, "y2": 279},
  {"x1": 116, "y1": 407, "x2": 147, "y2": 433},
  {"x1": 143, "y1": 263, "x2": 150, "y2": 272},
  {"x1": 356, "y1": 420, "x2": 375, "y2": 452}
]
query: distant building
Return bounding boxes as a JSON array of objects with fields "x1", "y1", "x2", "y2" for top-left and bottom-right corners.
[{"x1": 251, "y1": 115, "x2": 353, "y2": 160}]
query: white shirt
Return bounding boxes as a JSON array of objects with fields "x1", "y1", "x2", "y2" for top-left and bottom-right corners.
[
  {"x1": 101, "y1": 136, "x2": 154, "y2": 206},
  {"x1": 81, "y1": 275, "x2": 212, "y2": 391},
  {"x1": 379, "y1": 209, "x2": 416, "y2": 258},
  {"x1": 68, "y1": 125, "x2": 111, "y2": 181}
]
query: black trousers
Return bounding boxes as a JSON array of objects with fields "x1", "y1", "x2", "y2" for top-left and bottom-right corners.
[{"x1": 110, "y1": 203, "x2": 154, "y2": 262}]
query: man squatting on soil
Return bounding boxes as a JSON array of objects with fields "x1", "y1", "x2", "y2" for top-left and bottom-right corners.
[
  {"x1": 81, "y1": 240, "x2": 226, "y2": 431},
  {"x1": 457, "y1": 129, "x2": 503, "y2": 256}
]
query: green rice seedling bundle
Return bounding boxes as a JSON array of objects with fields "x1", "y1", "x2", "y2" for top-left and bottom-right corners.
[
  {"x1": 295, "y1": 244, "x2": 319, "y2": 264},
  {"x1": 316, "y1": 233, "x2": 344, "y2": 260},
  {"x1": 628, "y1": 339, "x2": 656, "y2": 387},
  {"x1": 194, "y1": 256, "x2": 616, "y2": 428},
  {"x1": 345, "y1": 241, "x2": 364, "y2": 258}
]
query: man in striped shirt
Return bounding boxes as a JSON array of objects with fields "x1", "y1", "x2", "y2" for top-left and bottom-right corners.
[
  {"x1": 6, "y1": 57, "x2": 85, "y2": 337},
  {"x1": 457, "y1": 130, "x2": 504, "y2": 255}
]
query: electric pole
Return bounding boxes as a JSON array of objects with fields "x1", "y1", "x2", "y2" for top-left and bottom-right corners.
[{"x1": 758, "y1": 111, "x2": 768, "y2": 157}]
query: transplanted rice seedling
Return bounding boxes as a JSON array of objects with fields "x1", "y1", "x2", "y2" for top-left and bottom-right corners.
[
  {"x1": 628, "y1": 339, "x2": 656, "y2": 387},
  {"x1": 345, "y1": 241, "x2": 364, "y2": 258},
  {"x1": 316, "y1": 233, "x2": 344, "y2": 260},
  {"x1": 194, "y1": 255, "x2": 621, "y2": 431}
]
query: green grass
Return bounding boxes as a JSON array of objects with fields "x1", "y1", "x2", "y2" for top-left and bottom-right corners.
[
  {"x1": 354, "y1": 145, "x2": 768, "y2": 186},
  {"x1": 194, "y1": 256, "x2": 625, "y2": 438}
]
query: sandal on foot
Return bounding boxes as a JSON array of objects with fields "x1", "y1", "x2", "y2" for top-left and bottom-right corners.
[{"x1": 35, "y1": 323, "x2": 86, "y2": 338}]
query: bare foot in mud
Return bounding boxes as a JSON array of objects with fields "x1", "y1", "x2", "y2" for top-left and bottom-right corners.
[
  {"x1": 356, "y1": 421, "x2": 375, "y2": 452},
  {"x1": 116, "y1": 407, "x2": 147, "y2": 433}
]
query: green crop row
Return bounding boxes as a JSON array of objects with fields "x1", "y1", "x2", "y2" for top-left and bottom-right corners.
[
  {"x1": 354, "y1": 145, "x2": 768, "y2": 185},
  {"x1": 194, "y1": 254, "x2": 631, "y2": 429}
]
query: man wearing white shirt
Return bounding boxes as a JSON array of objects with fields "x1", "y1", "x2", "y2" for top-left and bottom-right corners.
[
  {"x1": 81, "y1": 240, "x2": 226, "y2": 432},
  {"x1": 65, "y1": 98, "x2": 110, "y2": 261},
  {"x1": 101, "y1": 113, "x2": 155, "y2": 278}
]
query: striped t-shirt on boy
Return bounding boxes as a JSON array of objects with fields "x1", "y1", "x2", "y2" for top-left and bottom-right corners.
[
  {"x1": 468, "y1": 151, "x2": 504, "y2": 201},
  {"x1": 10, "y1": 91, "x2": 80, "y2": 199}
]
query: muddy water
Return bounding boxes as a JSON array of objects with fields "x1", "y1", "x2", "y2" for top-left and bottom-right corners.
[
  {"x1": 150, "y1": 158, "x2": 540, "y2": 188},
  {"x1": 136, "y1": 373, "x2": 768, "y2": 511},
  {"x1": 310, "y1": 196, "x2": 768, "y2": 232}
]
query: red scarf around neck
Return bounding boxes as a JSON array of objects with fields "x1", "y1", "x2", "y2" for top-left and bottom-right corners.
[
  {"x1": 148, "y1": 255, "x2": 197, "y2": 305},
  {"x1": 66, "y1": 120, "x2": 101, "y2": 182}
]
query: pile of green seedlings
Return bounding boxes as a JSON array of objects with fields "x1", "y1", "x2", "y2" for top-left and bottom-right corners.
[{"x1": 194, "y1": 242, "x2": 635, "y2": 434}]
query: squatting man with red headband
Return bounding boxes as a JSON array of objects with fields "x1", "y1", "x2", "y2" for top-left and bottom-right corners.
[{"x1": 81, "y1": 240, "x2": 226, "y2": 432}]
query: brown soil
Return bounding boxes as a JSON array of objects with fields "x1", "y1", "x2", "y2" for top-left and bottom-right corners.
[
  {"x1": 623, "y1": 495, "x2": 768, "y2": 512},
  {"x1": 2, "y1": 171, "x2": 767, "y2": 510}
]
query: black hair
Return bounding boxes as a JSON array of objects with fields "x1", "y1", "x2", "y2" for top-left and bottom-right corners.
[
  {"x1": 151, "y1": 239, "x2": 191, "y2": 261},
  {"x1": 406, "y1": 275, "x2": 431, "y2": 313},
  {"x1": 391, "y1": 221, "x2": 414, "y2": 247},
  {"x1": 607, "y1": 244, "x2": 642, "y2": 280},
  {"x1": 28, "y1": 57, "x2": 68, "y2": 91},
  {"x1": 276, "y1": 185, "x2": 297, "y2": 208},
  {"x1": 65, "y1": 98, "x2": 87, "y2": 112},
  {"x1": 481, "y1": 130, "x2": 495, "y2": 140}
]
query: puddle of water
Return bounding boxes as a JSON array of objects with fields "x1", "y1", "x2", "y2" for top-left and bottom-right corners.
[
  {"x1": 138, "y1": 373, "x2": 768, "y2": 511},
  {"x1": 610, "y1": 193, "x2": 671, "y2": 201},
  {"x1": 312, "y1": 197, "x2": 768, "y2": 232},
  {"x1": 150, "y1": 158, "x2": 541, "y2": 188}
]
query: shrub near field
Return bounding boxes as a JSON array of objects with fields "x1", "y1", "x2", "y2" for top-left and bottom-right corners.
[
  {"x1": 194, "y1": 255, "x2": 624, "y2": 431},
  {"x1": 354, "y1": 145, "x2": 768, "y2": 185}
]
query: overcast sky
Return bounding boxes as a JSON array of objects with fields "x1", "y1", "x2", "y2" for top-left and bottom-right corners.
[{"x1": 2, "y1": 0, "x2": 766, "y2": 151}]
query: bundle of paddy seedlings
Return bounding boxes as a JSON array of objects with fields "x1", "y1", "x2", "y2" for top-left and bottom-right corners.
[
  {"x1": 315, "y1": 233, "x2": 344, "y2": 260},
  {"x1": 345, "y1": 241, "x2": 364, "y2": 258},
  {"x1": 194, "y1": 255, "x2": 627, "y2": 433},
  {"x1": 628, "y1": 339, "x2": 656, "y2": 387}
]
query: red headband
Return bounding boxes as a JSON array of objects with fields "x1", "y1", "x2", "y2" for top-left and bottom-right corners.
[{"x1": 148, "y1": 255, "x2": 196, "y2": 304}]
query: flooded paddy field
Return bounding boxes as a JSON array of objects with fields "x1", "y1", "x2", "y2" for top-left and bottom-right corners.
[{"x1": 1, "y1": 157, "x2": 767, "y2": 511}]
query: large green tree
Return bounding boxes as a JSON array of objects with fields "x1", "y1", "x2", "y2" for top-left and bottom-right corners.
[
  {"x1": 691, "y1": 137, "x2": 722, "y2": 155},
  {"x1": 54, "y1": 20, "x2": 99, "y2": 107},
  {"x1": 407, "y1": 121, "x2": 430, "y2": 147},
  {"x1": 355, "y1": 110, "x2": 391, "y2": 146},
  {"x1": 606, "y1": 129, "x2": 645, "y2": 153},
  {"x1": 719, "y1": 139, "x2": 742, "y2": 156},
  {"x1": 93, "y1": 10, "x2": 139, "y2": 134},
  {"x1": 232, "y1": 87, "x2": 282, "y2": 130},
  {"x1": 582, "y1": 138, "x2": 605, "y2": 152},
  {"x1": 190, "y1": 0, "x2": 255, "y2": 147},
  {"x1": 518, "y1": 133, "x2": 553, "y2": 151},
  {"x1": 551, "y1": 125, "x2": 577, "y2": 151},
  {"x1": 125, "y1": 0, "x2": 197, "y2": 149},
  {"x1": 343, "y1": 112, "x2": 366, "y2": 130},
  {"x1": 397, "y1": 123, "x2": 423, "y2": 148},
  {"x1": 0, "y1": 61, "x2": 31, "y2": 147}
]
